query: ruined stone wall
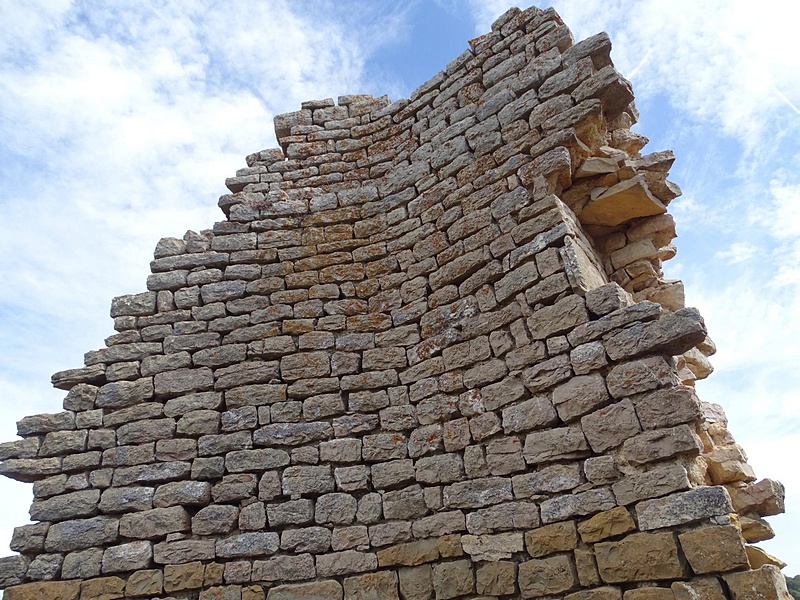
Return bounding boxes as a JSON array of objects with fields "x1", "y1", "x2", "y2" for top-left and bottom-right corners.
[{"x1": 0, "y1": 5, "x2": 790, "y2": 600}]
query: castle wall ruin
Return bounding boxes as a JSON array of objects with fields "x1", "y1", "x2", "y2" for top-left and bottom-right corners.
[{"x1": 0, "y1": 5, "x2": 790, "y2": 600}]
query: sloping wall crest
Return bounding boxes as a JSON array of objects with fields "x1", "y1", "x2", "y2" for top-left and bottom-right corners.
[{"x1": 0, "y1": 5, "x2": 790, "y2": 600}]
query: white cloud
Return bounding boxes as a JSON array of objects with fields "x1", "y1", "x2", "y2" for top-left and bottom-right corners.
[{"x1": 714, "y1": 242, "x2": 759, "y2": 265}]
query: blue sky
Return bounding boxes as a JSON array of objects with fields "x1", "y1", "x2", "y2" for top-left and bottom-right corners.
[{"x1": 0, "y1": 0, "x2": 798, "y2": 577}]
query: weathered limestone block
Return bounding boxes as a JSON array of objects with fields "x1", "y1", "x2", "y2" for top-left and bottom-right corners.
[
  {"x1": 726, "y1": 479, "x2": 785, "y2": 517},
  {"x1": 605, "y1": 308, "x2": 707, "y2": 361},
  {"x1": 125, "y1": 569, "x2": 163, "y2": 597},
  {"x1": 605, "y1": 355, "x2": 676, "y2": 399},
  {"x1": 523, "y1": 425, "x2": 589, "y2": 463},
  {"x1": 541, "y1": 488, "x2": 617, "y2": 523},
  {"x1": 678, "y1": 525, "x2": 750, "y2": 574},
  {"x1": 672, "y1": 577, "x2": 727, "y2": 600},
  {"x1": 462, "y1": 532, "x2": 524, "y2": 561},
  {"x1": 612, "y1": 462, "x2": 690, "y2": 505},
  {"x1": 432, "y1": 560, "x2": 474, "y2": 600},
  {"x1": 119, "y1": 505, "x2": 191, "y2": 539},
  {"x1": 622, "y1": 425, "x2": 702, "y2": 466},
  {"x1": 552, "y1": 372, "x2": 610, "y2": 422},
  {"x1": 595, "y1": 532, "x2": 685, "y2": 582},
  {"x1": 476, "y1": 560, "x2": 517, "y2": 596},
  {"x1": 525, "y1": 521, "x2": 578, "y2": 558},
  {"x1": 3, "y1": 580, "x2": 81, "y2": 600},
  {"x1": 343, "y1": 570, "x2": 399, "y2": 600},
  {"x1": 101, "y1": 539, "x2": 152, "y2": 573},
  {"x1": 0, "y1": 556, "x2": 29, "y2": 588},
  {"x1": 578, "y1": 508, "x2": 633, "y2": 546},
  {"x1": 316, "y1": 550, "x2": 378, "y2": 578},
  {"x1": 216, "y1": 532, "x2": 279, "y2": 558},
  {"x1": 44, "y1": 516, "x2": 119, "y2": 552},
  {"x1": 163, "y1": 561, "x2": 205, "y2": 592},
  {"x1": 153, "y1": 539, "x2": 215, "y2": 564},
  {"x1": 466, "y1": 501, "x2": 540, "y2": 534},
  {"x1": 518, "y1": 555, "x2": 579, "y2": 598},
  {"x1": 267, "y1": 580, "x2": 343, "y2": 600},
  {"x1": 579, "y1": 175, "x2": 666, "y2": 227},
  {"x1": 581, "y1": 399, "x2": 641, "y2": 452},
  {"x1": 723, "y1": 565, "x2": 792, "y2": 600},
  {"x1": 29, "y1": 488, "x2": 99, "y2": 521},
  {"x1": 636, "y1": 487, "x2": 733, "y2": 530},
  {"x1": 443, "y1": 477, "x2": 513, "y2": 509}
]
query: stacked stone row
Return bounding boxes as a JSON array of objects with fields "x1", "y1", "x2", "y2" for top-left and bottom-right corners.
[{"x1": 0, "y1": 4, "x2": 788, "y2": 600}]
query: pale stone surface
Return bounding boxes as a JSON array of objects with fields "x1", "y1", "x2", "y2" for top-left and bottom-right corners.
[
  {"x1": 461, "y1": 532, "x2": 524, "y2": 561},
  {"x1": 518, "y1": 555, "x2": 578, "y2": 598},
  {"x1": 579, "y1": 175, "x2": 666, "y2": 227},
  {"x1": 578, "y1": 506, "x2": 636, "y2": 543},
  {"x1": 678, "y1": 525, "x2": 750, "y2": 574},
  {"x1": 595, "y1": 532, "x2": 685, "y2": 583},
  {"x1": 637, "y1": 486, "x2": 733, "y2": 530}
]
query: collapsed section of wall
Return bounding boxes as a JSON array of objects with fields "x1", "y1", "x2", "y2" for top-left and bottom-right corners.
[{"x1": 0, "y1": 5, "x2": 790, "y2": 600}]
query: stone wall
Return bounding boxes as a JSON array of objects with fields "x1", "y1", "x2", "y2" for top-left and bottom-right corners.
[{"x1": 0, "y1": 5, "x2": 791, "y2": 600}]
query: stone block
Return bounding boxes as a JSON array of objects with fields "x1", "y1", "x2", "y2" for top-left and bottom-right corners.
[
  {"x1": 432, "y1": 559, "x2": 474, "y2": 599},
  {"x1": 119, "y1": 506, "x2": 191, "y2": 539},
  {"x1": 80, "y1": 576, "x2": 126, "y2": 600},
  {"x1": 595, "y1": 532, "x2": 685, "y2": 582},
  {"x1": 541, "y1": 488, "x2": 617, "y2": 523},
  {"x1": 343, "y1": 570, "x2": 399, "y2": 600},
  {"x1": 672, "y1": 577, "x2": 727, "y2": 600},
  {"x1": 216, "y1": 532, "x2": 279, "y2": 558},
  {"x1": 579, "y1": 175, "x2": 666, "y2": 227},
  {"x1": 443, "y1": 477, "x2": 513, "y2": 509},
  {"x1": 637, "y1": 486, "x2": 733, "y2": 530},
  {"x1": 606, "y1": 356, "x2": 675, "y2": 399},
  {"x1": 723, "y1": 565, "x2": 791, "y2": 600},
  {"x1": 398, "y1": 565, "x2": 433, "y2": 600},
  {"x1": 518, "y1": 555, "x2": 579, "y2": 598},
  {"x1": 377, "y1": 539, "x2": 440, "y2": 567},
  {"x1": 125, "y1": 569, "x2": 163, "y2": 597},
  {"x1": 315, "y1": 550, "x2": 378, "y2": 578},
  {"x1": 462, "y1": 532, "x2": 524, "y2": 561},
  {"x1": 552, "y1": 373, "x2": 610, "y2": 422},
  {"x1": 253, "y1": 553, "x2": 316, "y2": 583},
  {"x1": 523, "y1": 425, "x2": 589, "y2": 463},
  {"x1": 525, "y1": 520, "x2": 578, "y2": 558},
  {"x1": 43, "y1": 516, "x2": 119, "y2": 552},
  {"x1": 267, "y1": 580, "x2": 343, "y2": 600},
  {"x1": 581, "y1": 399, "x2": 641, "y2": 452},
  {"x1": 578, "y1": 506, "x2": 636, "y2": 543},
  {"x1": 101, "y1": 539, "x2": 152, "y2": 574},
  {"x1": 622, "y1": 425, "x2": 701, "y2": 466},
  {"x1": 678, "y1": 525, "x2": 750, "y2": 573}
]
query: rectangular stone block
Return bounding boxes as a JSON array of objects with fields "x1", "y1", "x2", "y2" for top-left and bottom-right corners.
[
  {"x1": 622, "y1": 425, "x2": 701, "y2": 466},
  {"x1": 595, "y1": 532, "x2": 685, "y2": 583},
  {"x1": 518, "y1": 554, "x2": 578, "y2": 598},
  {"x1": 525, "y1": 520, "x2": 578, "y2": 558},
  {"x1": 636, "y1": 486, "x2": 733, "y2": 531},
  {"x1": 678, "y1": 525, "x2": 749, "y2": 574},
  {"x1": 723, "y1": 565, "x2": 791, "y2": 600}
]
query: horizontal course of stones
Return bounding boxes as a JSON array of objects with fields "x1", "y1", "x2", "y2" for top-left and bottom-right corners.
[{"x1": 0, "y1": 5, "x2": 790, "y2": 600}]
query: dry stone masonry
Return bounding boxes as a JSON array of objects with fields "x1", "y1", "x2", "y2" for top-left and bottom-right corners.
[{"x1": 0, "y1": 5, "x2": 791, "y2": 600}]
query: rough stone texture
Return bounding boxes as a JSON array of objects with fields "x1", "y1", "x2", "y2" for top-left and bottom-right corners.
[
  {"x1": 0, "y1": 6, "x2": 786, "y2": 600},
  {"x1": 595, "y1": 532, "x2": 685, "y2": 583},
  {"x1": 678, "y1": 525, "x2": 750, "y2": 574}
]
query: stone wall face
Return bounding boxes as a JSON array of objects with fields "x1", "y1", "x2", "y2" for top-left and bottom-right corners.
[{"x1": 0, "y1": 5, "x2": 790, "y2": 600}]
